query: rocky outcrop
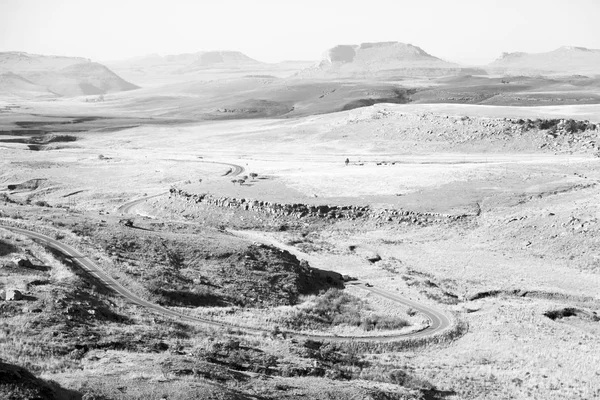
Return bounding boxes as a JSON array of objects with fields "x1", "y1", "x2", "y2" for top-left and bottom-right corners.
[
  {"x1": 12, "y1": 257, "x2": 33, "y2": 268},
  {"x1": 169, "y1": 188, "x2": 466, "y2": 225}
]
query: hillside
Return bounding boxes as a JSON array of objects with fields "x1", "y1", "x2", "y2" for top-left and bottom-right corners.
[
  {"x1": 0, "y1": 72, "x2": 57, "y2": 98},
  {"x1": 298, "y1": 42, "x2": 486, "y2": 79},
  {"x1": 59, "y1": 62, "x2": 139, "y2": 93},
  {"x1": 488, "y1": 46, "x2": 600, "y2": 76},
  {"x1": 0, "y1": 360, "x2": 76, "y2": 400},
  {"x1": 0, "y1": 52, "x2": 138, "y2": 97}
]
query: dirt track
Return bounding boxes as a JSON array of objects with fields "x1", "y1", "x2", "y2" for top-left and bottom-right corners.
[{"x1": 116, "y1": 160, "x2": 245, "y2": 215}]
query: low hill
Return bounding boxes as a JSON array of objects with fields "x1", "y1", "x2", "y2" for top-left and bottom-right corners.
[
  {"x1": 0, "y1": 72, "x2": 58, "y2": 98},
  {"x1": 298, "y1": 41, "x2": 486, "y2": 79},
  {"x1": 59, "y1": 62, "x2": 139, "y2": 93},
  {"x1": 21, "y1": 70, "x2": 104, "y2": 97},
  {"x1": 488, "y1": 46, "x2": 600, "y2": 76},
  {"x1": 0, "y1": 52, "x2": 138, "y2": 97}
]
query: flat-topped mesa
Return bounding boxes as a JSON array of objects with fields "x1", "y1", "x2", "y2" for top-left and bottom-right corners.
[
  {"x1": 0, "y1": 52, "x2": 138, "y2": 97},
  {"x1": 323, "y1": 42, "x2": 439, "y2": 65},
  {"x1": 299, "y1": 41, "x2": 485, "y2": 79},
  {"x1": 488, "y1": 46, "x2": 600, "y2": 76}
]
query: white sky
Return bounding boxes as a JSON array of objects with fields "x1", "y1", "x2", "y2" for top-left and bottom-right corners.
[{"x1": 1, "y1": 0, "x2": 599, "y2": 65}]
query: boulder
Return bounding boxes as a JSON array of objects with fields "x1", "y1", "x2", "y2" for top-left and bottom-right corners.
[
  {"x1": 5, "y1": 289, "x2": 22, "y2": 301},
  {"x1": 365, "y1": 252, "x2": 382, "y2": 263},
  {"x1": 12, "y1": 257, "x2": 33, "y2": 268}
]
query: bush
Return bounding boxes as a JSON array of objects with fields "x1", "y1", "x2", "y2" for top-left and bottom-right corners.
[{"x1": 284, "y1": 289, "x2": 409, "y2": 331}]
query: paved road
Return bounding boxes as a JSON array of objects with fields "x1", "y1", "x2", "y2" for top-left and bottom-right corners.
[
  {"x1": 354, "y1": 282, "x2": 451, "y2": 339},
  {"x1": 1, "y1": 225, "x2": 266, "y2": 334},
  {"x1": 1, "y1": 224, "x2": 453, "y2": 342},
  {"x1": 230, "y1": 230, "x2": 453, "y2": 341}
]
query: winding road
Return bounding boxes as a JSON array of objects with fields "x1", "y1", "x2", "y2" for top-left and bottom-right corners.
[
  {"x1": 0, "y1": 223, "x2": 453, "y2": 343},
  {"x1": 0, "y1": 158, "x2": 454, "y2": 343},
  {"x1": 1, "y1": 225, "x2": 266, "y2": 334},
  {"x1": 229, "y1": 230, "x2": 452, "y2": 340}
]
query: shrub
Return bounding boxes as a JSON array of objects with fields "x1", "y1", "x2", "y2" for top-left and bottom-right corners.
[{"x1": 284, "y1": 289, "x2": 409, "y2": 331}]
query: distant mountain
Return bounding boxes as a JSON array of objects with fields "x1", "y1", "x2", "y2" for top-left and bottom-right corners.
[
  {"x1": 106, "y1": 51, "x2": 311, "y2": 86},
  {"x1": 488, "y1": 46, "x2": 600, "y2": 76},
  {"x1": 0, "y1": 71, "x2": 57, "y2": 98},
  {"x1": 297, "y1": 42, "x2": 486, "y2": 79},
  {"x1": 0, "y1": 52, "x2": 138, "y2": 97},
  {"x1": 108, "y1": 51, "x2": 262, "y2": 73},
  {"x1": 179, "y1": 51, "x2": 263, "y2": 72},
  {"x1": 0, "y1": 51, "x2": 89, "y2": 72}
]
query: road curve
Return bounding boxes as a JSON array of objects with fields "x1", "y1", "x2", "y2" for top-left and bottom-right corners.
[
  {"x1": 229, "y1": 230, "x2": 454, "y2": 341},
  {"x1": 354, "y1": 282, "x2": 451, "y2": 338},
  {"x1": 116, "y1": 160, "x2": 245, "y2": 215},
  {"x1": 161, "y1": 159, "x2": 245, "y2": 176},
  {"x1": 0, "y1": 224, "x2": 454, "y2": 343},
  {"x1": 117, "y1": 192, "x2": 167, "y2": 215}
]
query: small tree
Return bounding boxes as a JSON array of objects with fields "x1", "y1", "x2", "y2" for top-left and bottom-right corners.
[
  {"x1": 249, "y1": 172, "x2": 258, "y2": 180},
  {"x1": 231, "y1": 179, "x2": 238, "y2": 185}
]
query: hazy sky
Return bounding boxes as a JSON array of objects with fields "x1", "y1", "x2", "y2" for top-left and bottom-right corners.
[{"x1": 1, "y1": 0, "x2": 599, "y2": 65}]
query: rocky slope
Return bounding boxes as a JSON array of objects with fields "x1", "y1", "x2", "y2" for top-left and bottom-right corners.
[{"x1": 298, "y1": 42, "x2": 485, "y2": 79}]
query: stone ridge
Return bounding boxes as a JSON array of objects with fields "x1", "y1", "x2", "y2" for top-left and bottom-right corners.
[{"x1": 169, "y1": 188, "x2": 469, "y2": 224}]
